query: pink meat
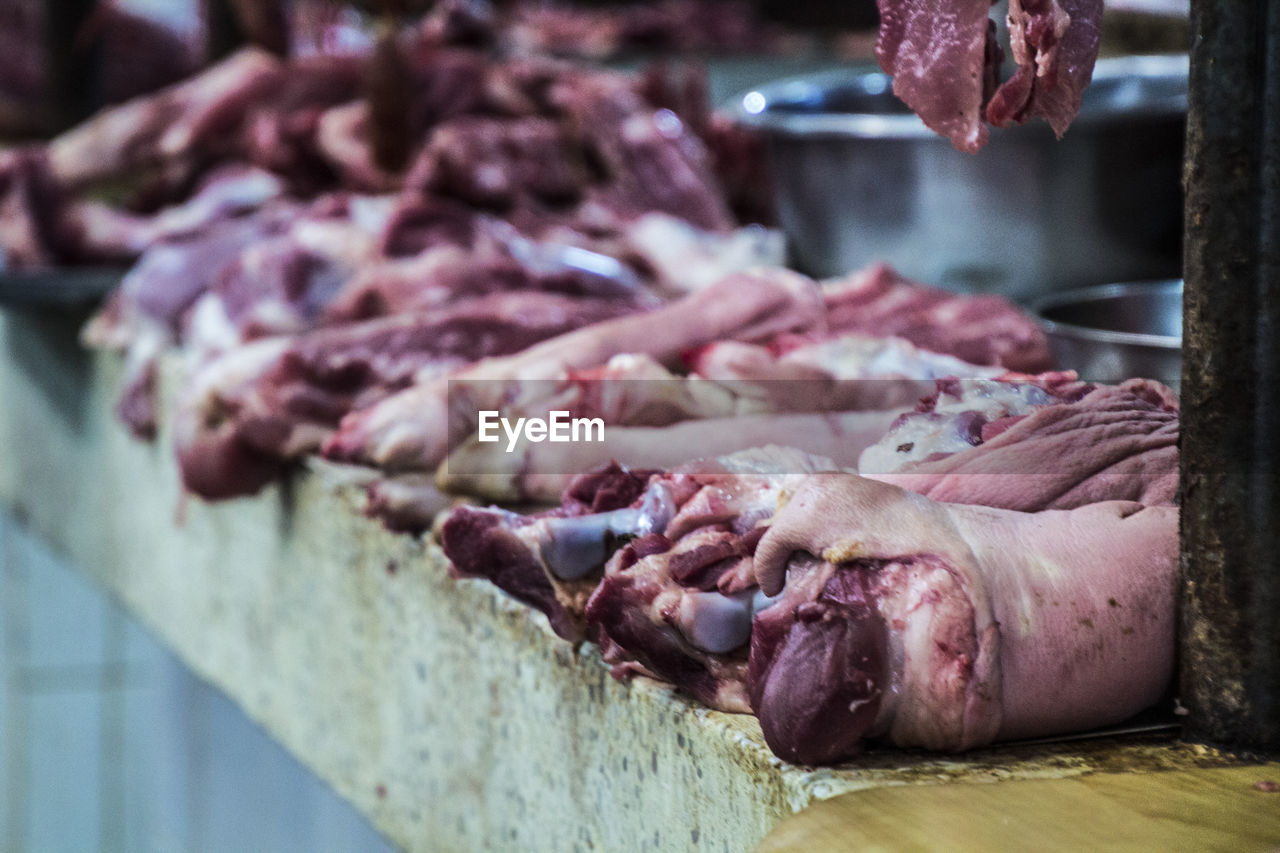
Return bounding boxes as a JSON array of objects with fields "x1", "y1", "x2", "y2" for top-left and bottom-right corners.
[
  {"x1": 863, "y1": 377, "x2": 1180, "y2": 510},
  {"x1": 440, "y1": 448, "x2": 824, "y2": 644},
  {"x1": 875, "y1": 0, "x2": 1103, "y2": 152},
  {"x1": 440, "y1": 409, "x2": 901, "y2": 504},
  {"x1": 323, "y1": 268, "x2": 825, "y2": 471},
  {"x1": 815, "y1": 264, "x2": 1053, "y2": 373},
  {"x1": 554, "y1": 72, "x2": 733, "y2": 232},
  {"x1": 403, "y1": 116, "x2": 589, "y2": 211},
  {"x1": 46, "y1": 48, "x2": 285, "y2": 187},
  {"x1": 322, "y1": 236, "x2": 649, "y2": 324},
  {"x1": 985, "y1": 0, "x2": 1104, "y2": 136},
  {"x1": 875, "y1": 0, "x2": 1000, "y2": 153},
  {"x1": 439, "y1": 415, "x2": 1178, "y2": 766},
  {"x1": 175, "y1": 292, "x2": 636, "y2": 499},
  {"x1": 0, "y1": 148, "x2": 62, "y2": 268},
  {"x1": 313, "y1": 102, "x2": 399, "y2": 193},
  {"x1": 749, "y1": 474, "x2": 1176, "y2": 762},
  {"x1": 362, "y1": 474, "x2": 456, "y2": 535},
  {"x1": 687, "y1": 264, "x2": 1052, "y2": 375},
  {"x1": 441, "y1": 463, "x2": 671, "y2": 639},
  {"x1": 82, "y1": 202, "x2": 299, "y2": 346}
]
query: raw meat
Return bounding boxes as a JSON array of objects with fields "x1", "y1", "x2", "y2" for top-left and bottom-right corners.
[
  {"x1": 441, "y1": 367, "x2": 1181, "y2": 765},
  {"x1": 403, "y1": 116, "x2": 588, "y2": 211},
  {"x1": 875, "y1": 0, "x2": 1001, "y2": 152},
  {"x1": 440, "y1": 409, "x2": 901, "y2": 504},
  {"x1": 363, "y1": 474, "x2": 457, "y2": 535},
  {"x1": 684, "y1": 264, "x2": 1051, "y2": 378},
  {"x1": 985, "y1": 0, "x2": 1105, "y2": 136},
  {"x1": 748, "y1": 474, "x2": 1175, "y2": 763},
  {"x1": 499, "y1": 0, "x2": 786, "y2": 59},
  {"x1": 0, "y1": 2, "x2": 197, "y2": 134},
  {"x1": 79, "y1": 202, "x2": 301, "y2": 439},
  {"x1": 875, "y1": 0, "x2": 1103, "y2": 152},
  {"x1": 323, "y1": 268, "x2": 824, "y2": 471},
  {"x1": 0, "y1": 156, "x2": 286, "y2": 272},
  {"x1": 619, "y1": 213, "x2": 785, "y2": 294},
  {"x1": 435, "y1": 333, "x2": 982, "y2": 504},
  {"x1": 45, "y1": 48, "x2": 285, "y2": 188},
  {"x1": 555, "y1": 73, "x2": 733, "y2": 232},
  {"x1": 175, "y1": 291, "x2": 640, "y2": 499},
  {"x1": 313, "y1": 102, "x2": 399, "y2": 192},
  {"x1": 860, "y1": 376, "x2": 1180, "y2": 510},
  {"x1": 442, "y1": 462, "x2": 671, "y2": 640},
  {"x1": 441, "y1": 448, "x2": 826, "y2": 642},
  {"x1": 0, "y1": 148, "x2": 61, "y2": 269},
  {"x1": 320, "y1": 240, "x2": 651, "y2": 325},
  {"x1": 690, "y1": 334, "x2": 1005, "y2": 412},
  {"x1": 813, "y1": 263, "x2": 1053, "y2": 372}
]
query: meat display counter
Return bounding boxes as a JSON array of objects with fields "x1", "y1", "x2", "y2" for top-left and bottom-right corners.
[{"x1": 0, "y1": 304, "x2": 1250, "y2": 852}]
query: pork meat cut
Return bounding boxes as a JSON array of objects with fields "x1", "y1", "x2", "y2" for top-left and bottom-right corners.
[
  {"x1": 323, "y1": 268, "x2": 825, "y2": 472},
  {"x1": 748, "y1": 474, "x2": 1174, "y2": 763},
  {"x1": 860, "y1": 376, "x2": 1180, "y2": 511},
  {"x1": 440, "y1": 370, "x2": 1180, "y2": 765},
  {"x1": 175, "y1": 291, "x2": 640, "y2": 499},
  {"x1": 875, "y1": 0, "x2": 1103, "y2": 152}
]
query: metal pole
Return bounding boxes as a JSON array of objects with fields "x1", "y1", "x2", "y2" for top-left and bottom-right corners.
[{"x1": 1181, "y1": 0, "x2": 1280, "y2": 753}]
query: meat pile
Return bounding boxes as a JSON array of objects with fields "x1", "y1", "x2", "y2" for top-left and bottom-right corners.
[
  {"x1": 1, "y1": 40, "x2": 785, "y2": 487},
  {"x1": 325, "y1": 263, "x2": 1051, "y2": 520},
  {"x1": 0, "y1": 42, "x2": 755, "y2": 271},
  {"x1": 442, "y1": 375, "x2": 1179, "y2": 764},
  {"x1": 1, "y1": 1, "x2": 1179, "y2": 769},
  {"x1": 494, "y1": 0, "x2": 792, "y2": 59}
]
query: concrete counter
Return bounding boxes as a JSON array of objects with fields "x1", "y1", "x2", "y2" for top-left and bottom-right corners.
[{"x1": 0, "y1": 306, "x2": 1237, "y2": 851}]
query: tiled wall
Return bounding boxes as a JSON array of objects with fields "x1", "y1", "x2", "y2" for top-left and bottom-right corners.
[{"x1": 0, "y1": 513, "x2": 396, "y2": 852}]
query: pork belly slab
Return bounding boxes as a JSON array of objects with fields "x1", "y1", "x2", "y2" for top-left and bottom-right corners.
[
  {"x1": 687, "y1": 263, "x2": 1052, "y2": 378},
  {"x1": 440, "y1": 409, "x2": 901, "y2": 504}
]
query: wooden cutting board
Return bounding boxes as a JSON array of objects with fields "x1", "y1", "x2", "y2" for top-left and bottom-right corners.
[{"x1": 758, "y1": 763, "x2": 1280, "y2": 852}]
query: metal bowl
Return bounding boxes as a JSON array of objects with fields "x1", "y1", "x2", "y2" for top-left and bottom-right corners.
[
  {"x1": 731, "y1": 55, "x2": 1187, "y2": 299},
  {"x1": 1029, "y1": 279, "x2": 1181, "y2": 387}
]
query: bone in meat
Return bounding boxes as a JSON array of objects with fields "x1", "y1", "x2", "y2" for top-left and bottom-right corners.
[{"x1": 749, "y1": 474, "x2": 1175, "y2": 762}]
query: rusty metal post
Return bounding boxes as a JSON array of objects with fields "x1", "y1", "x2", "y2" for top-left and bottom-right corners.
[{"x1": 1181, "y1": 0, "x2": 1280, "y2": 752}]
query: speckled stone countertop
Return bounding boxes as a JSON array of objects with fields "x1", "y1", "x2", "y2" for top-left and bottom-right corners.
[{"x1": 0, "y1": 308, "x2": 1240, "y2": 852}]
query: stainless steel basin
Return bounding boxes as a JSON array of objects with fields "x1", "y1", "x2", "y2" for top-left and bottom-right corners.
[
  {"x1": 731, "y1": 55, "x2": 1188, "y2": 300},
  {"x1": 1029, "y1": 279, "x2": 1182, "y2": 387}
]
